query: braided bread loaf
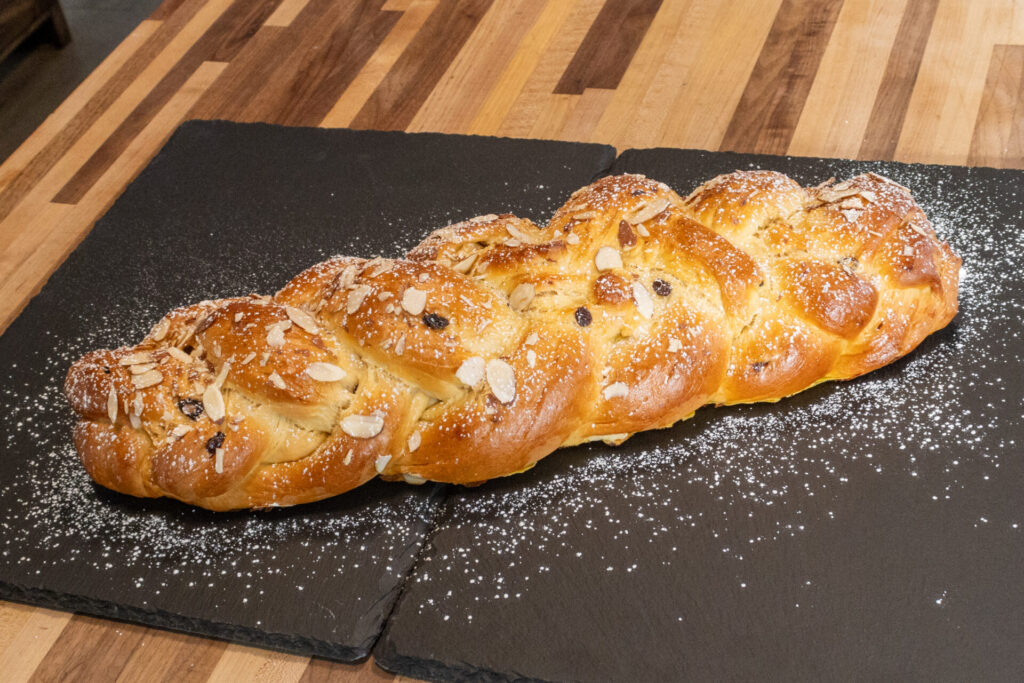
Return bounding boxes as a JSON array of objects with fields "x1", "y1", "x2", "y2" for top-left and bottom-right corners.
[{"x1": 65, "y1": 171, "x2": 960, "y2": 510}]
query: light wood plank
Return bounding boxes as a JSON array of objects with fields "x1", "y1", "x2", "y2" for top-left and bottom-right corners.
[
  {"x1": 263, "y1": 0, "x2": 312, "y2": 27},
  {"x1": 207, "y1": 643, "x2": 309, "y2": 683},
  {"x1": 0, "y1": 606, "x2": 71, "y2": 682},
  {"x1": 788, "y1": 0, "x2": 907, "y2": 159}
]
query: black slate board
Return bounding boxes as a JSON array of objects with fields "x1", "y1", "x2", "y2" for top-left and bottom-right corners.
[
  {"x1": 376, "y1": 150, "x2": 1024, "y2": 680},
  {"x1": 0, "y1": 121, "x2": 616, "y2": 660}
]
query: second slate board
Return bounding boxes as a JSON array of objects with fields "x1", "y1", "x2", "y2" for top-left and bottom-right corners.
[
  {"x1": 0, "y1": 121, "x2": 616, "y2": 660},
  {"x1": 376, "y1": 149, "x2": 1024, "y2": 680}
]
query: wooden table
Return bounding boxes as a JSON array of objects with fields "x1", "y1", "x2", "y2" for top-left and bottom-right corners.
[{"x1": 0, "y1": 0, "x2": 1021, "y2": 679}]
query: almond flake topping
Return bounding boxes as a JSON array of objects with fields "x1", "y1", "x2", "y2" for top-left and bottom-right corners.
[
  {"x1": 456, "y1": 357, "x2": 485, "y2": 387},
  {"x1": 418, "y1": 272, "x2": 429, "y2": 282},
  {"x1": 342, "y1": 414, "x2": 385, "y2": 439},
  {"x1": 132, "y1": 394, "x2": 144, "y2": 417},
  {"x1": 119, "y1": 351, "x2": 155, "y2": 366},
  {"x1": 167, "y1": 347, "x2": 191, "y2": 363},
  {"x1": 343, "y1": 449, "x2": 354, "y2": 465},
  {"x1": 306, "y1": 362, "x2": 346, "y2": 382},
  {"x1": 150, "y1": 318, "x2": 169, "y2": 342},
  {"x1": 203, "y1": 384, "x2": 225, "y2": 423},
  {"x1": 129, "y1": 414, "x2": 142, "y2": 430},
  {"x1": 903, "y1": 245, "x2": 915, "y2": 256},
  {"x1": 106, "y1": 386, "x2": 118, "y2": 424},
  {"x1": 506, "y1": 223, "x2": 530, "y2": 242},
  {"x1": 241, "y1": 352, "x2": 257, "y2": 365},
  {"x1": 377, "y1": 291, "x2": 393, "y2": 301},
  {"x1": 347, "y1": 285, "x2": 371, "y2": 313},
  {"x1": 524, "y1": 332, "x2": 539, "y2": 346},
  {"x1": 234, "y1": 312, "x2": 243, "y2": 322},
  {"x1": 629, "y1": 198, "x2": 670, "y2": 224},
  {"x1": 603, "y1": 382, "x2": 628, "y2": 399},
  {"x1": 170, "y1": 425, "x2": 192, "y2": 440},
  {"x1": 408, "y1": 430, "x2": 421, "y2": 452},
  {"x1": 130, "y1": 363, "x2": 158, "y2": 375},
  {"x1": 486, "y1": 359, "x2": 516, "y2": 404},
  {"x1": 132, "y1": 370, "x2": 163, "y2": 389},
  {"x1": 508, "y1": 283, "x2": 535, "y2": 312},
  {"x1": 632, "y1": 282, "x2": 654, "y2": 319},
  {"x1": 214, "y1": 448, "x2": 225, "y2": 474},
  {"x1": 668, "y1": 338, "x2": 683, "y2": 353},
  {"x1": 635, "y1": 223, "x2": 650, "y2": 237},
  {"x1": 402, "y1": 288, "x2": 427, "y2": 315},
  {"x1": 268, "y1": 372, "x2": 287, "y2": 389},
  {"x1": 595, "y1": 246, "x2": 623, "y2": 271},
  {"x1": 395, "y1": 334, "x2": 406, "y2": 356},
  {"x1": 527, "y1": 349, "x2": 537, "y2": 368},
  {"x1": 266, "y1": 321, "x2": 289, "y2": 347},
  {"x1": 404, "y1": 474, "x2": 427, "y2": 485},
  {"x1": 375, "y1": 454, "x2": 391, "y2": 473},
  {"x1": 285, "y1": 306, "x2": 319, "y2": 334},
  {"x1": 566, "y1": 233, "x2": 581, "y2": 245},
  {"x1": 453, "y1": 254, "x2": 477, "y2": 273}
]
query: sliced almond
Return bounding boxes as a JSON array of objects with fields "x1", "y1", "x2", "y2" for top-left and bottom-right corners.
[
  {"x1": 132, "y1": 370, "x2": 163, "y2": 389},
  {"x1": 203, "y1": 384, "x2": 225, "y2": 423},
  {"x1": 268, "y1": 372, "x2": 287, "y2": 390},
  {"x1": 241, "y1": 352, "x2": 257, "y2": 365},
  {"x1": 566, "y1": 233, "x2": 581, "y2": 245},
  {"x1": 347, "y1": 285, "x2": 371, "y2": 314},
  {"x1": 129, "y1": 362, "x2": 158, "y2": 375},
  {"x1": 595, "y1": 246, "x2": 623, "y2": 272},
  {"x1": 150, "y1": 318, "x2": 170, "y2": 342},
  {"x1": 119, "y1": 351, "x2": 155, "y2": 366},
  {"x1": 452, "y1": 254, "x2": 478, "y2": 273},
  {"x1": 403, "y1": 474, "x2": 427, "y2": 485},
  {"x1": 407, "y1": 430, "x2": 421, "y2": 452},
  {"x1": 343, "y1": 449, "x2": 354, "y2": 465},
  {"x1": 214, "y1": 361, "x2": 231, "y2": 389},
  {"x1": 632, "y1": 282, "x2": 654, "y2": 319},
  {"x1": 375, "y1": 454, "x2": 392, "y2": 474},
  {"x1": 395, "y1": 334, "x2": 406, "y2": 356},
  {"x1": 508, "y1": 283, "x2": 535, "y2": 312},
  {"x1": 234, "y1": 312, "x2": 243, "y2": 322},
  {"x1": 106, "y1": 386, "x2": 117, "y2": 424},
  {"x1": 603, "y1": 382, "x2": 628, "y2": 399},
  {"x1": 266, "y1": 322, "x2": 288, "y2": 347},
  {"x1": 170, "y1": 425, "x2": 192, "y2": 440},
  {"x1": 402, "y1": 288, "x2": 427, "y2": 315},
  {"x1": 526, "y1": 349, "x2": 537, "y2": 368},
  {"x1": 668, "y1": 338, "x2": 682, "y2": 353},
  {"x1": 486, "y1": 358, "x2": 516, "y2": 404},
  {"x1": 634, "y1": 223, "x2": 650, "y2": 237},
  {"x1": 342, "y1": 414, "x2": 385, "y2": 438},
  {"x1": 129, "y1": 413, "x2": 142, "y2": 430},
  {"x1": 214, "y1": 448, "x2": 225, "y2": 473},
  {"x1": 629, "y1": 198, "x2": 670, "y2": 224},
  {"x1": 166, "y1": 347, "x2": 192, "y2": 364},
  {"x1": 524, "y1": 332, "x2": 539, "y2": 346},
  {"x1": 456, "y1": 357, "x2": 485, "y2": 387},
  {"x1": 306, "y1": 362, "x2": 346, "y2": 382},
  {"x1": 506, "y1": 223, "x2": 530, "y2": 242},
  {"x1": 285, "y1": 306, "x2": 319, "y2": 334},
  {"x1": 132, "y1": 394, "x2": 144, "y2": 417}
]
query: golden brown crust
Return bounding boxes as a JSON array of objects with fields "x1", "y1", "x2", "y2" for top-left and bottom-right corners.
[{"x1": 64, "y1": 172, "x2": 961, "y2": 510}]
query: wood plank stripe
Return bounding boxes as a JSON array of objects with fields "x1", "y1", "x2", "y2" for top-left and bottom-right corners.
[
  {"x1": 0, "y1": 20, "x2": 160, "y2": 195},
  {"x1": 0, "y1": 606, "x2": 71, "y2": 682},
  {"x1": 240, "y1": 0, "x2": 400, "y2": 127},
  {"x1": 0, "y1": 61, "x2": 227, "y2": 335},
  {"x1": 719, "y1": 0, "x2": 844, "y2": 155},
  {"x1": 349, "y1": 0, "x2": 493, "y2": 131},
  {"x1": 633, "y1": 0, "x2": 781, "y2": 151},
  {"x1": 0, "y1": 0, "x2": 208, "y2": 223},
  {"x1": 114, "y1": 628, "x2": 228, "y2": 683},
  {"x1": 27, "y1": 615, "x2": 148, "y2": 682},
  {"x1": 207, "y1": 643, "x2": 308, "y2": 683},
  {"x1": 496, "y1": 0, "x2": 606, "y2": 138},
  {"x1": 407, "y1": 0, "x2": 548, "y2": 134},
  {"x1": 299, "y1": 657, "x2": 395, "y2": 682},
  {"x1": 52, "y1": 0, "x2": 284, "y2": 205},
  {"x1": 969, "y1": 44, "x2": 1024, "y2": 169},
  {"x1": 557, "y1": 87, "x2": 615, "y2": 141},
  {"x1": 789, "y1": 0, "x2": 909, "y2": 160},
  {"x1": 465, "y1": 0, "x2": 578, "y2": 135},
  {"x1": 319, "y1": 0, "x2": 439, "y2": 128},
  {"x1": 553, "y1": 0, "x2": 663, "y2": 95},
  {"x1": 857, "y1": 0, "x2": 939, "y2": 161},
  {"x1": 264, "y1": 0, "x2": 312, "y2": 27},
  {"x1": 151, "y1": 0, "x2": 193, "y2": 21}
]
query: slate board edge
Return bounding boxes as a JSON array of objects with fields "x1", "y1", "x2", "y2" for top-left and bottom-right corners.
[{"x1": 0, "y1": 579, "x2": 370, "y2": 662}]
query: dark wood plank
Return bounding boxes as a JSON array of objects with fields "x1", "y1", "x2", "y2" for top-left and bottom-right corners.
[
  {"x1": 553, "y1": 0, "x2": 663, "y2": 95},
  {"x1": 238, "y1": 0, "x2": 399, "y2": 127},
  {"x1": 350, "y1": 0, "x2": 492, "y2": 131},
  {"x1": 969, "y1": 44, "x2": 1024, "y2": 168},
  {"x1": 150, "y1": 0, "x2": 192, "y2": 21},
  {"x1": 0, "y1": 0, "x2": 207, "y2": 222},
  {"x1": 28, "y1": 614, "x2": 148, "y2": 682},
  {"x1": 719, "y1": 0, "x2": 844, "y2": 155},
  {"x1": 51, "y1": 0, "x2": 283, "y2": 205},
  {"x1": 114, "y1": 628, "x2": 228, "y2": 683},
  {"x1": 859, "y1": 0, "x2": 940, "y2": 161}
]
